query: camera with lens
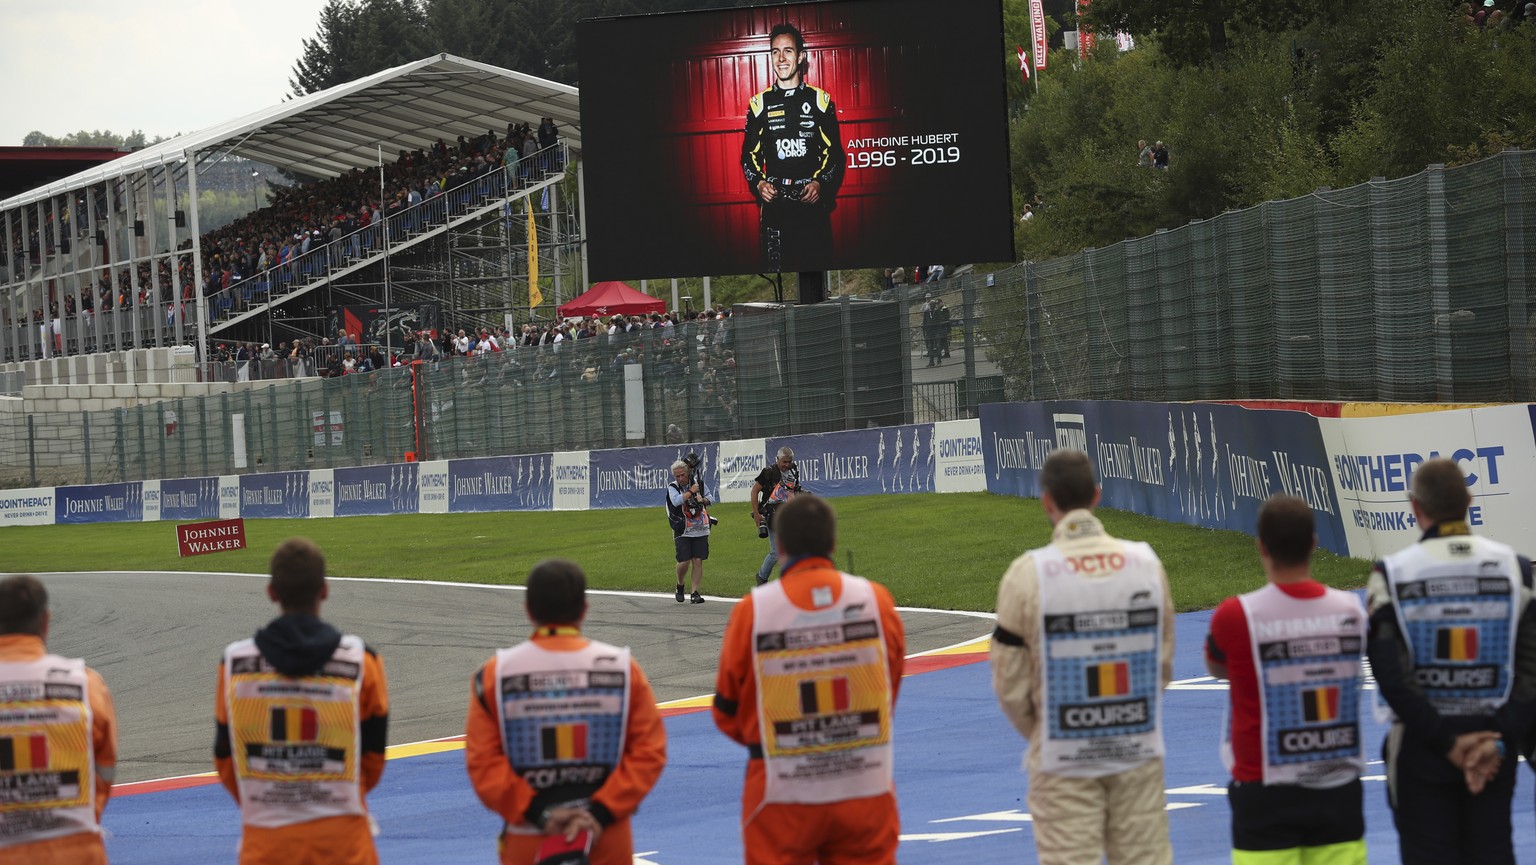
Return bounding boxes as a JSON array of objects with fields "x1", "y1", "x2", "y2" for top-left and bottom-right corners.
[
  {"x1": 757, "y1": 463, "x2": 803, "y2": 539},
  {"x1": 680, "y1": 452, "x2": 715, "y2": 522}
]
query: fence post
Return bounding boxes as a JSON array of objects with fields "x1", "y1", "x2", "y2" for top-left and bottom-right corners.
[
  {"x1": 26, "y1": 415, "x2": 37, "y2": 487},
  {"x1": 784, "y1": 308, "x2": 800, "y2": 433},
  {"x1": 1422, "y1": 168, "x2": 1453, "y2": 401},
  {"x1": 1503, "y1": 150, "x2": 1529, "y2": 400},
  {"x1": 961, "y1": 277, "x2": 978, "y2": 416},
  {"x1": 82, "y1": 412, "x2": 93, "y2": 484},
  {"x1": 839, "y1": 300, "x2": 855, "y2": 430},
  {"x1": 1024, "y1": 262, "x2": 1041, "y2": 401},
  {"x1": 199, "y1": 397, "x2": 209, "y2": 478},
  {"x1": 115, "y1": 408, "x2": 127, "y2": 481}
]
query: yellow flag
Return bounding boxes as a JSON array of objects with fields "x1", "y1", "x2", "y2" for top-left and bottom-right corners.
[{"x1": 526, "y1": 197, "x2": 542, "y2": 308}]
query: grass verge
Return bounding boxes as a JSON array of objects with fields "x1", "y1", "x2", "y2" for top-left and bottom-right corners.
[{"x1": 0, "y1": 492, "x2": 1370, "y2": 612}]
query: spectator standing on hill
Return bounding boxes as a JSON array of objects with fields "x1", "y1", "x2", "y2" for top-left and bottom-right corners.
[
  {"x1": 1206, "y1": 495, "x2": 1369, "y2": 864},
  {"x1": 921, "y1": 295, "x2": 944, "y2": 366},
  {"x1": 214, "y1": 537, "x2": 390, "y2": 865},
  {"x1": 991, "y1": 450, "x2": 1176, "y2": 865},
  {"x1": 713, "y1": 495, "x2": 906, "y2": 865},
  {"x1": 1138, "y1": 139, "x2": 1153, "y2": 168},
  {"x1": 0, "y1": 574, "x2": 118, "y2": 865},
  {"x1": 464, "y1": 558, "x2": 667, "y2": 865},
  {"x1": 1153, "y1": 141, "x2": 1170, "y2": 170},
  {"x1": 1366, "y1": 457, "x2": 1536, "y2": 865}
]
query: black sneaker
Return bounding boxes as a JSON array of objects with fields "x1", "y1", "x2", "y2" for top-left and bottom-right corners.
[
  {"x1": 690, "y1": 591, "x2": 705, "y2": 604},
  {"x1": 675, "y1": 584, "x2": 685, "y2": 603}
]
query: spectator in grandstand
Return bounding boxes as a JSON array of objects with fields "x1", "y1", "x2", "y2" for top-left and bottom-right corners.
[
  {"x1": 713, "y1": 495, "x2": 905, "y2": 865},
  {"x1": 1206, "y1": 495, "x2": 1369, "y2": 864},
  {"x1": 666, "y1": 458, "x2": 712, "y2": 604},
  {"x1": 0, "y1": 574, "x2": 119, "y2": 865},
  {"x1": 214, "y1": 537, "x2": 390, "y2": 865},
  {"x1": 1366, "y1": 457, "x2": 1536, "y2": 865},
  {"x1": 465, "y1": 558, "x2": 666, "y2": 865},
  {"x1": 991, "y1": 449, "x2": 1176, "y2": 865}
]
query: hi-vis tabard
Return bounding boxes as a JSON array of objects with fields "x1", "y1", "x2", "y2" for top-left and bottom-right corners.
[
  {"x1": 0, "y1": 655, "x2": 95, "y2": 847},
  {"x1": 1382, "y1": 533, "x2": 1520, "y2": 717},
  {"x1": 1034, "y1": 541, "x2": 1165, "y2": 777},
  {"x1": 751, "y1": 575, "x2": 894, "y2": 804},
  {"x1": 495, "y1": 640, "x2": 630, "y2": 833},
  {"x1": 224, "y1": 636, "x2": 366, "y2": 828},
  {"x1": 1236, "y1": 584, "x2": 1366, "y2": 788}
]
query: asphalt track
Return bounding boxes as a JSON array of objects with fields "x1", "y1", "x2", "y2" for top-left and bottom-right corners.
[{"x1": 23, "y1": 572, "x2": 1536, "y2": 863}]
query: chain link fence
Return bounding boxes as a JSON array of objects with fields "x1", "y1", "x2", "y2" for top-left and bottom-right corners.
[{"x1": 5, "y1": 149, "x2": 1536, "y2": 488}]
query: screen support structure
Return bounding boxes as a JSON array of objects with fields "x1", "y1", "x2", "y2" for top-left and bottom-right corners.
[{"x1": 797, "y1": 271, "x2": 826, "y2": 305}]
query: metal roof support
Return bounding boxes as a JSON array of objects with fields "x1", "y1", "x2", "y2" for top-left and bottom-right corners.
[{"x1": 187, "y1": 151, "x2": 208, "y2": 364}]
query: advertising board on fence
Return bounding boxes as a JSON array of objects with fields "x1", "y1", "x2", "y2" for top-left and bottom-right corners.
[
  {"x1": 933, "y1": 419, "x2": 986, "y2": 493},
  {"x1": 333, "y1": 464, "x2": 419, "y2": 517},
  {"x1": 55, "y1": 483, "x2": 143, "y2": 525},
  {"x1": 158, "y1": 477, "x2": 222, "y2": 522},
  {"x1": 238, "y1": 472, "x2": 310, "y2": 520},
  {"x1": 552, "y1": 452, "x2": 591, "y2": 511},
  {"x1": 1319, "y1": 404, "x2": 1536, "y2": 559},
  {"x1": 769, "y1": 423, "x2": 936, "y2": 499},
  {"x1": 718, "y1": 438, "x2": 766, "y2": 505},
  {"x1": 981, "y1": 401, "x2": 1349, "y2": 556},
  {"x1": 449, "y1": 454, "x2": 553, "y2": 512},
  {"x1": 0, "y1": 487, "x2": 55, "y2": 526},
  {"x1": 589, "y1": 443, "x2": 720, "y2": 511},
  {"x1": 418, "y1": 461, "x2": 450, "y2": 514}
]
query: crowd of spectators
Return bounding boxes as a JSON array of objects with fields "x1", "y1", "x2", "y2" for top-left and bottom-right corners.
[
  {"x1": 4, "y1": 118, "x2": 567, "y2": 356},
  {"x1": 199, "y1": 118, "x2": 564, "y2": 320}
]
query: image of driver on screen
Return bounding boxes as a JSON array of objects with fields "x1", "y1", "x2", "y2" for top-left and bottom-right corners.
[{"x1": 741, "y1": 22, "x2": 845, "y2": 272}]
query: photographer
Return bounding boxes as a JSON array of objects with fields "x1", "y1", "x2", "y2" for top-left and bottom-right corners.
[
  {"x1": 749, "y1": 447, "x2": 801, "y2": 586},
  {"x1": 667, "y1": 456, "x2": 711, "y2": 604}
]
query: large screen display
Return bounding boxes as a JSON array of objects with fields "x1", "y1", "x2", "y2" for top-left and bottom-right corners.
[{"x1": 578, "y1": 0, "x2": 1014, "y2": 280}]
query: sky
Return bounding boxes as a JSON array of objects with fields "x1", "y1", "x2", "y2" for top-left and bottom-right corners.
[{"x1": 1, "y1": 0, "x2": 323, "y2": 147}]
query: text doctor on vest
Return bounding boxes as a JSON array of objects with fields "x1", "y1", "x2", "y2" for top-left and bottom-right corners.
[
  {"x1": 1366, "y1": 457, "x2": 1536, "y2": 865},
  {"x1": 465, "y1": 558, "x2": 667, "y2": 865},
  {"x1": 1206, "y1": 494, "x2": 1369, "y2": 864},
  {"x1": 712, "y1": 494, "x2": 906, "y2": 865},
  {"x1": 214, "y1": 538, "x2": 390, "y2": 865},
  {"x1": 990, "y1": 449, "x2": 1176, "y2": 865},
  {"x1": 0, "y1": 574, "x2": 117, "y2": 865}
]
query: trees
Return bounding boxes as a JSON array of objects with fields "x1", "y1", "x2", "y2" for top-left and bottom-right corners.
[{"x1": 21, "y1": 129, "x2": 153, "y2": 148}]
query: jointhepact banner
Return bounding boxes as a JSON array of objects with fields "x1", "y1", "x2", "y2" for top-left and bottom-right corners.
[
  {"x1": 981, "y1": 401, "x2": 1348, "y2": 556},
  {"x1": 1318, "y1": 404, "x2": 1536, "y2": 559},
  {"x1": 0, "y1": 487, "x2": 55, "y2": 526}
]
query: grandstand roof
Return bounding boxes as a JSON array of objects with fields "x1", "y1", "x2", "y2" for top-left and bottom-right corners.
[{"x1": 1, "y1": 54, "x2": 580, "y2": 210}]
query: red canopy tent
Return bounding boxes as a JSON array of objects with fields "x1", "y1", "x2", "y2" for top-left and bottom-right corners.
[{"x1": 556, "y1": 282, "x2": 667, "y2": 318}]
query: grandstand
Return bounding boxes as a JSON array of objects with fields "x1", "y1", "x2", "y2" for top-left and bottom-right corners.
[{"x1": 0, "y1": 54, "x2": 580, "y2": 378}]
